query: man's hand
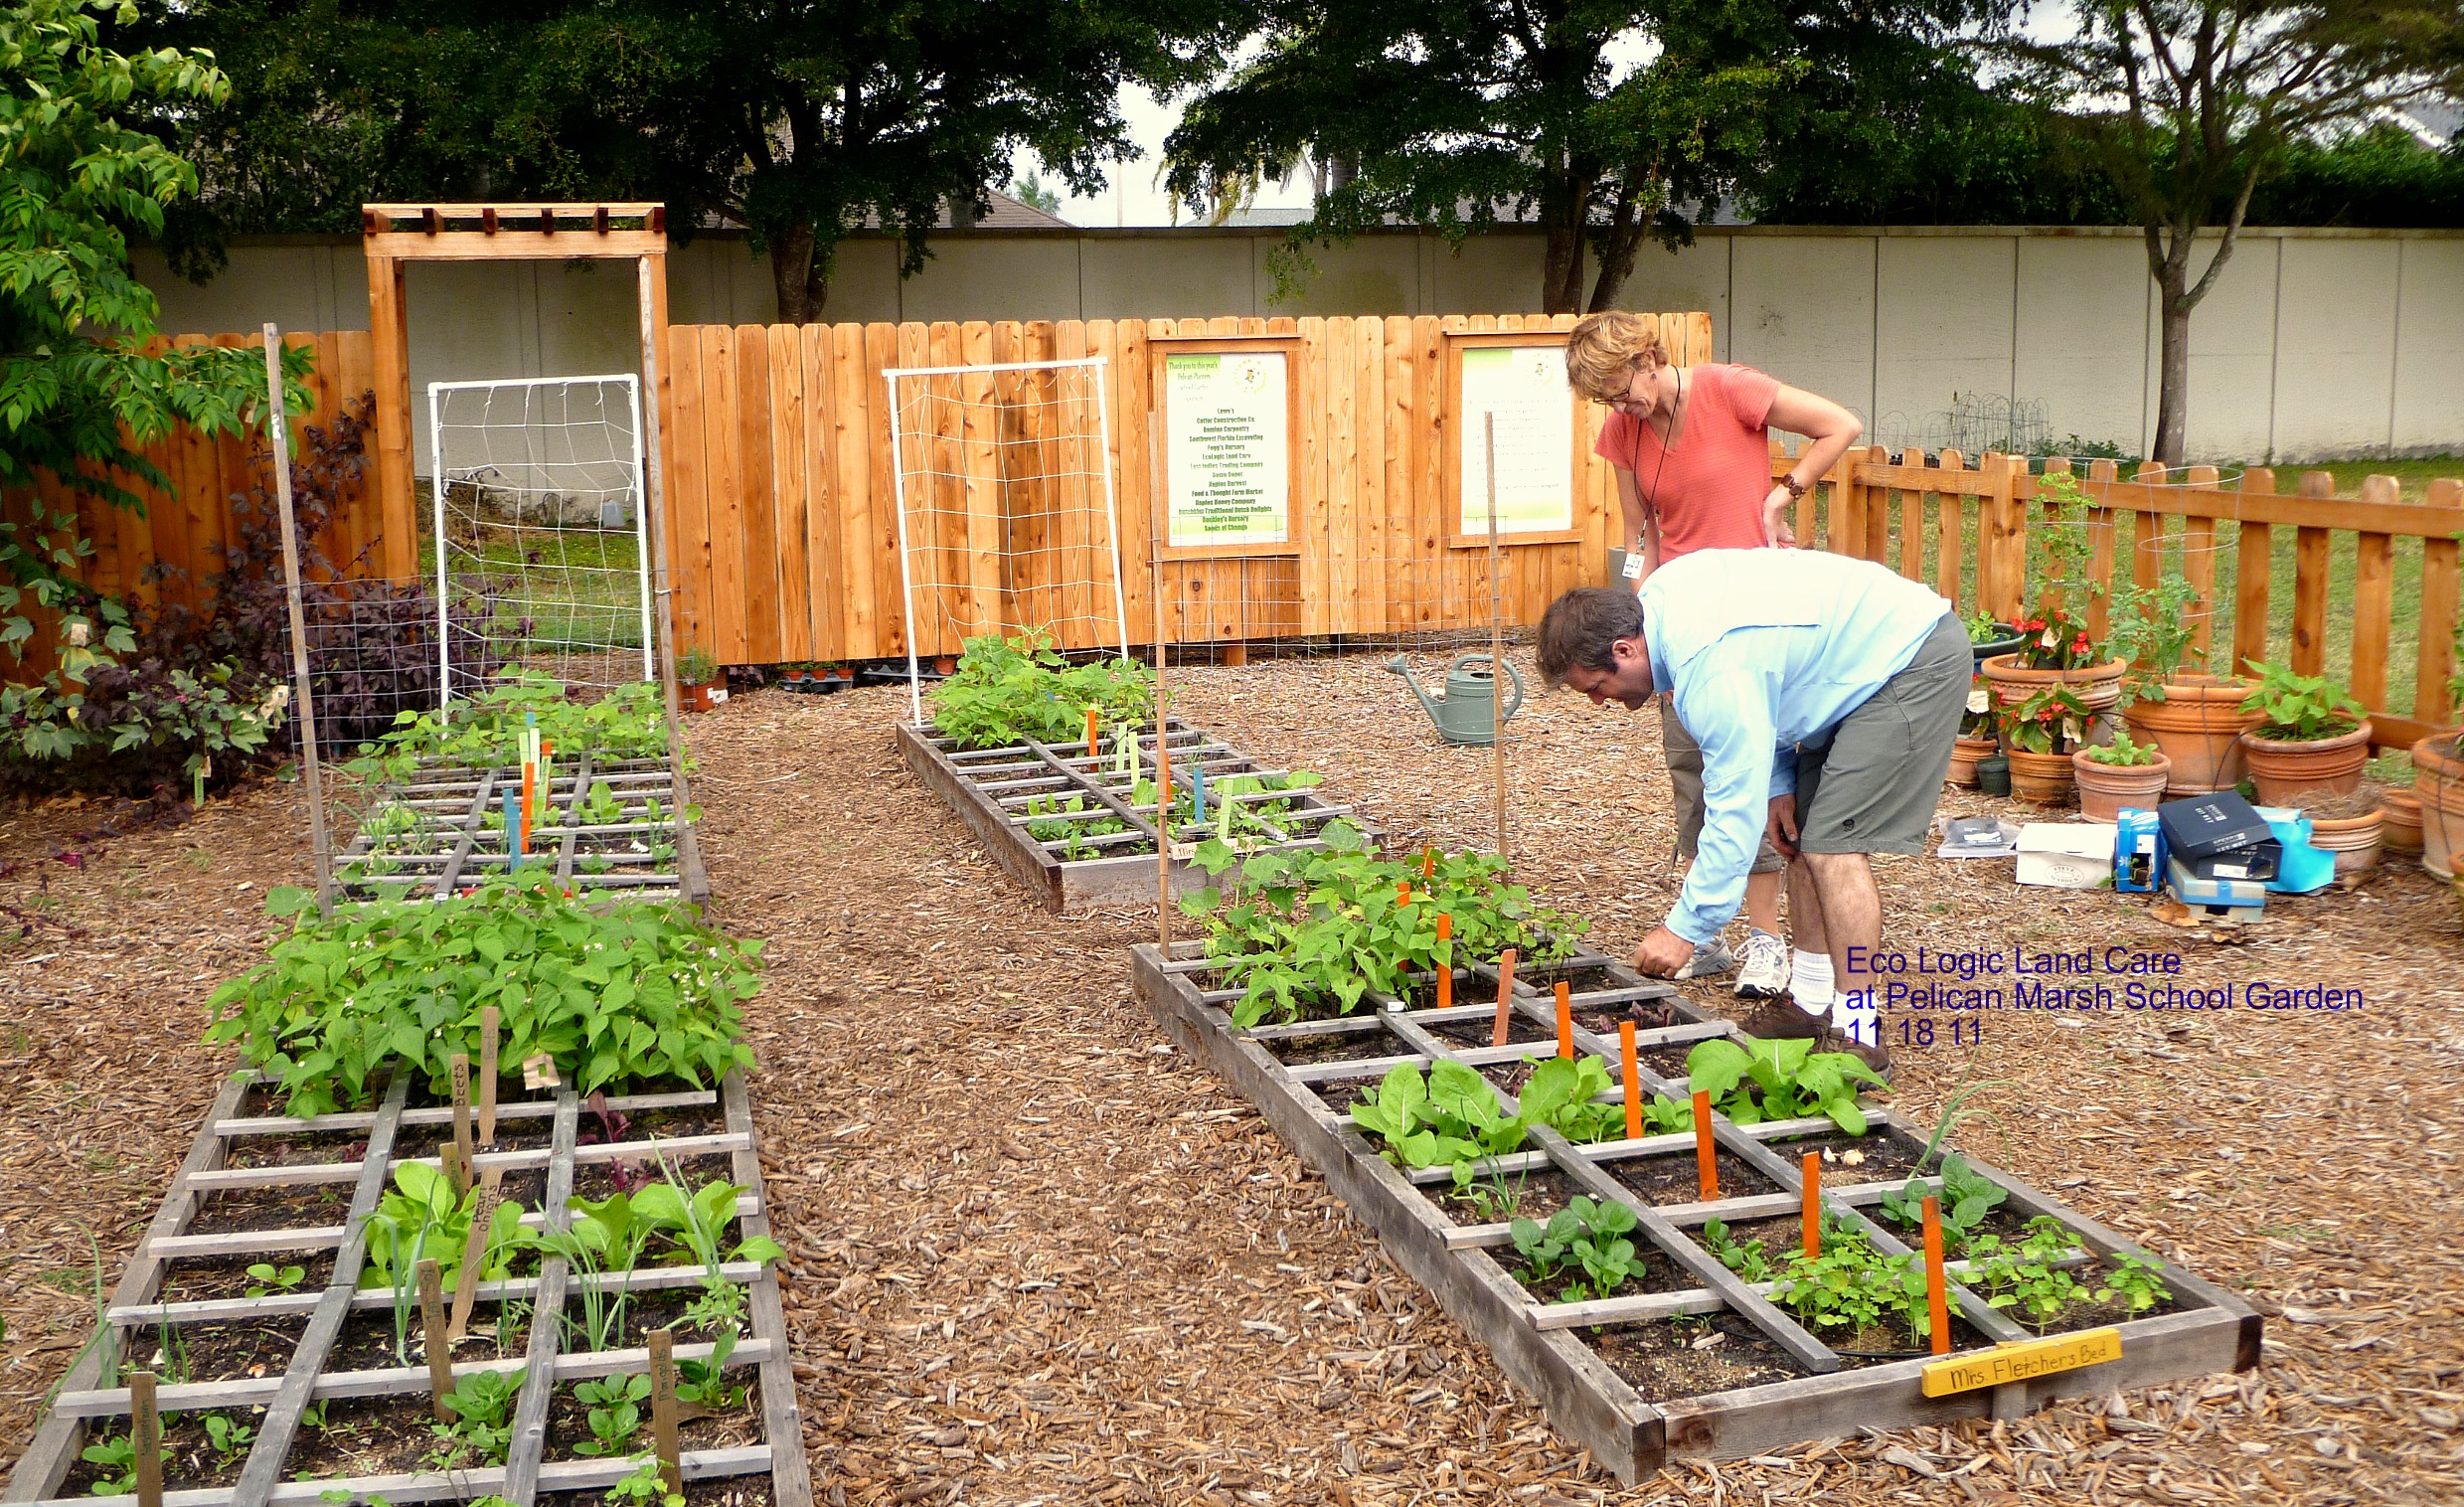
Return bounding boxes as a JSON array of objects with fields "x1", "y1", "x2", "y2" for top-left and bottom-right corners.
[
  {"x1": 1766, "y1": 793, "x2": 1800, "y2": 861},
  {"x1": 1631, "y1": 925, "x2": 1695, "y2": 978},
  {"x1": 1763, "y1": 485, "x2": 1798, "y2": 548}
]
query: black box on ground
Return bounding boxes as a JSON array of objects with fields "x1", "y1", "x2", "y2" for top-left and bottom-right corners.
[{"x1": 2157, "y1": 791, "x2": 2281, "y2": 882}]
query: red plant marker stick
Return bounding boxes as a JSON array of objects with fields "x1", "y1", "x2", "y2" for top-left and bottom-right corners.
[
  {"x1": 519, "y1": 760, "x2": 535, "y2": 851},
  {"x1": 1490, "y1": 947, "x2": 1518, "y2": 1046},
  {"x1": 1692, "y1": 1088, "x2": 1719, "y2": 1200},
  {"x1": 1620, "y1": 1020, "x2": 1642, "y2": 1139},
  {"x1": 1434, "y1": 914, "x2": 1453, "y2": 1010},
  {"x1": 1555, "y1": 981, "x2": 1573, "y2": 1059},
  {"x1": 1086, "y1": 707, "x2": 1099, "y2": 760},
  {"x1": 1802, "y1": 1152, "x2": 1822, "y2": 1258},
  {"x1": 1922, "y1": 1194, "x2": 1951, "y2": 1356}
]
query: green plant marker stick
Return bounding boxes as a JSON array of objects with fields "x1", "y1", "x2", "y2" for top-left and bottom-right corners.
[
  {"x1": 647, "y1": 1328, "x2": 683, "y2": 1496},
  {"x1": 1217, "y1": 783, "x2": 1235, "y2": 842},
  {"x1": 445, "y1": 1188, "x2": 502, "y2": 1342},
  {"x1": 130, "y1": 1371, "x2": 161, "y2": 1507},
  {"x1": 416, "y1": 1258, "x2": 453, "y2": 1420}
]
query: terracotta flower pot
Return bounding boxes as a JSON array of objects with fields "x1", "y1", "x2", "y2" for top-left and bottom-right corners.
[
  {"x1": 2307, "y1": 809, "x2": 2384, "y2": 878},
  {"x1": 2415, "y1": 734, "x2": 2464, "y2": 879},
  {"x1": 2120, "y1": 676, "x2": 2263, "y2": 794},
  {"x1": 682, "y1": 680, "x2": 719, "y2": 714},
  {"x1": 2072, "y1": 748, "x2": 2172, "y2": 822},
  {"x1": 2005, "y1": 748, "x2": 2077, "y2": 806},
  {"x1": 1981, "y1": 654, "x2": 2128, "y2": 714},
  {"x1": 2237, "y1": 721, "x2": 2373, "y2": 805},
  {"x1": 1948, "y1": 735, "x2": 1998, "y2": 789},
  {"x1": 2382, "y1": 787, "x2": 2423, "y2": 855}
]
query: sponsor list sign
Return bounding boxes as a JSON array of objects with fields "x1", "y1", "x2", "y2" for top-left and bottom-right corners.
[
  {"x1": 1459, "y1": 344, "x2": 1574, "y2": 535},
  {"x1": 1165, "y1": 353, "x2": 1288, "y2": 548}
]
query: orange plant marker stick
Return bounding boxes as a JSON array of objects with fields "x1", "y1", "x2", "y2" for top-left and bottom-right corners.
[
  {"x1": 1692, "y1": 1088, "x2": 1719, "y2": 1200},
  {"x1": 1555, "y1": 981, "x2": 1573, "y2": 1059},
  {"x1": 1490, "y1": 948, "x2": 1518, "y2": 1046},
  {"x1": 1422, "y1": 846, "x2": 1435, "y2": 879},
  {"x1": 1922, "y1": 1195, "x2": 1951, "y2": 1356},
  {"x1": 1802, "y1": 1152, "x2": 1822, "y2": 1257},
  {"x1": 1619, "y1": 1021, "x2": 1642, "y2": 1139},
  {"x1": 1086, "y1": 707, "x2": 1099, "y2": 760},
  {"x1": 1434, "y1": 914, "x2": 1453, "y2": 1010},
  {"x1": 1397, "y1": 880, "x2": 1413, "y2": 906}
]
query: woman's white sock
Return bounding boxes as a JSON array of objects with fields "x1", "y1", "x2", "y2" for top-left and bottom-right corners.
[{"x1": 1791, "y1": 949, "x2": 1834, "y2": 1015}]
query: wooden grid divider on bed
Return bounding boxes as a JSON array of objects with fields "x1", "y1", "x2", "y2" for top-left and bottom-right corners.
[
  {"x1": 3, "y1": 1073, "x2": 809, "y2": 1507},
  {"x1": 1129, "y1": 942, "x2": 2262, "y2": 1483},
  {"x1": 896, "y1": 717, "x2": 1370, "y2": 911},
  {"x1": 337, "y1": 756, "x2": 709, "y2": 903}
]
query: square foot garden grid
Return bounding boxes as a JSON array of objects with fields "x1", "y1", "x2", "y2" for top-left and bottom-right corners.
[
  {"x1": 336, "y1": 757, "x2": 708, "y2": 904},
  {"x1": 3, "y1": 1071, "x2": 807, "y2": 1507},
  {"x1": 1129, "y1": 943, "x2": 2261, "y2": 1484},
  {"x1": 896, "y1": 718, "x2": 1369, "y2": 911}
]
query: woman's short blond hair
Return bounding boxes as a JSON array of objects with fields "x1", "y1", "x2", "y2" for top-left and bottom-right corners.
[{"x1": 1564, "y1": 311, "x2": 1665, "y2": 403}]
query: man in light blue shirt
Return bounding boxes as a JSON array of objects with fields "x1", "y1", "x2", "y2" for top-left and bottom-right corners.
[{"x1": 1536, "y1": 550, "x2": 1969, "y2": 1073}]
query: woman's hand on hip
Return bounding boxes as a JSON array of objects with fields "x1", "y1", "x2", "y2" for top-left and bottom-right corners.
[{"x1": 1763, "y1": 486, "x2": 1798, "y2": 548}]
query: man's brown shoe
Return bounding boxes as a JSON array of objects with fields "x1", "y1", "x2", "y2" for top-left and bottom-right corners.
[
  {"x1": 1813, "y1": 1024, "x2": 1892, "y2": 1079},
  {"x1": 1732, "y1": 998, "x2": 1824, "y2": 1042}
]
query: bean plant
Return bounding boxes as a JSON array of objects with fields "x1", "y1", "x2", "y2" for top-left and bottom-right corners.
[
  {"x1": 929, "y1": 631, "x2": 1158, "y2": 752},
  {"x1": 1350, "y1": 1056, "x2": 1626, "y2": 1191},
  {"x1": 348, "y1": 674, "x2": 673, "y2": 782},
  {"x1": 1682, "y1": 1037, "x2": 1886, "y2": 1135}
]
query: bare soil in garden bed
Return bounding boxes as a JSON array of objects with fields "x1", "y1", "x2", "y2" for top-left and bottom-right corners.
[
  {"x1": 1265, "y1": 1029, "x2": 1404, "y2": 1070},
  {"x1": 124, "y1": 1312, "x2": 308, "y2": 1385},
  {"x1": 10, "y1": 658, "x2": 2464, "y2": 1505},
  {"x1": 155, "y1": 1251, "x2": 338, "y2": 1304},
  {"x1": 220, "y1": 1130, "x2": 371, "y2": 1170},
  {"x1": 1609, "y1": 1149, "x2": 1781, "y2": 1206},
  {"x1": 541, "y1": 1377, "x2": 761, "y2": 1460},
  {"x1": 539, "y1": 1476, "x2": 771, "y2": 1507},
  {"x1": 56, "y1": 1411, "x2": 253, "y2": 1495},
  {"x1": 1757, "y1": 1128, "x2": 1929, "y2": 1183},
  {"x1": 186, "y1": 1183, "x2": 355, "y2": 1236},
  {"x1": 275, "y1": 1390, "x2": 474, "y2": 1479},
  {"x1": 324, "y1": 1303, "x2": 529, "y2": 1374}
]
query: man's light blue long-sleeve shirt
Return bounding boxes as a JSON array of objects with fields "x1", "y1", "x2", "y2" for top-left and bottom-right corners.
[{"x1": 1640, "y1": 549, "x2": 1954, "y2": 944}]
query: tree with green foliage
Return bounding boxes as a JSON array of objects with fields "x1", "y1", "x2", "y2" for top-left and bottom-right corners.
[
  {"x1": 1162, "y1": 0, "x2": 2003, "y2": 313},
  {"x1": 153, "y1": 0, "x2": 1232, "y2": 321},
  {"x1": 0, "y1": 0, "x2": 307, "y2": 667},
  {"x1": 1995, "y1": 0, "x2": 2464, "y2": 464}
]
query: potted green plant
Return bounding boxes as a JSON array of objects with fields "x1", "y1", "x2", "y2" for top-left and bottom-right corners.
[
  {"x1": 1999, "y1": 685, "x2": 2093, "y2": 805},
  {"x1": 1981, "y1": 472, "x2": 2129, "y2": 714},
  {"x1": 1965, "y1": 609, "x2": 2027, "y2": 665},
  {"x1": 2107, "y1": 574, "x2": 2261, "y2": 795},
  {"x1": 2235, "y1": 660, "x2": 2371, "y2": 803},
  {"x1": 2072, "y1": 727, "x2": 2171, "y2": 822},
  {"x1": 2413, "y1": 607, "x2": 2464, "y2": 882},
  {"x1": 677, "y1": 647, "x2": 723, "y2": 714}
]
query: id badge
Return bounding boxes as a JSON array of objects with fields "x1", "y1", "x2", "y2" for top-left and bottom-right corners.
[{"x1": 1621, "y1": 553, "x2": 1645, "y2": 580}]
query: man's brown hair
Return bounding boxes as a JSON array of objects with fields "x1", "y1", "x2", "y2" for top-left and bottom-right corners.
[
  {"x1": 1537, "y1": 586, "x2": 1646, "y2": 687},
  {"x1": 1564, "y1": 311, "x2": 1666, "y2": 403}
]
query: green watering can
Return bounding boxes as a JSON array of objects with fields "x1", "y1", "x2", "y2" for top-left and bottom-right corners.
[{"x1": 1385, "y1": 653, "x2": 1525, "y2": 746}]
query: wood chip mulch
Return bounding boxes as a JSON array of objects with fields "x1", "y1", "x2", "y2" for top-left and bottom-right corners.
[{"x1": 5, "y1": 654, "x2": 2461, "y2": 1506}]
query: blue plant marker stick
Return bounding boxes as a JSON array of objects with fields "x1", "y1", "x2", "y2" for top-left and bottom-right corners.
[
  {"x1": 1189, "y1": 765, "x2": 1206, "y2": 826},
  {"x1": 503, "y1": 790, "x2": 522, "y2": 869}
]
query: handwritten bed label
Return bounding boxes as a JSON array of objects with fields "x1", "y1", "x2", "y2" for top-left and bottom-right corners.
[
  {"x1": 1169, "y1": 842, "x2": 1198, "y2": 862},
  {"x1": 1920, "y1": 1328, "x2": 2122, "y2": 1397},
  {"x1": 521, "y1": 1053, "x2": 562, "y2": 1090}
]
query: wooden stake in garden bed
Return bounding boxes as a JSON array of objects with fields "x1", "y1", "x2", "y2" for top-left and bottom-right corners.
[
  {"x1": 1485, "y1": 413, "x2": 1509, "y2": 864},
  {"x1": 480, "y1": 1007, "x2": 501, "y2": 1146},
  {"x1": 452, "y1": 1052, "x2": 476, "y2": 1181},
  {"x1": 130, "y1": 1371, "x2": 162, "y2": 1507},
  {"x1": 416, "y1": 1258, "x2": 452, "y2": 1420},
  {"x1": 446, "y1": 1188, "x2": 503, "y2": 1342},
  {"x1": 1435, "y1": 915, "x2": 1453, "y2": 1010},
  {"x1": 261, "y1": 324, "x2": 335, "y2": 919},
  {"x1": 1490, "y1": 948, "x2": 1517, "y2": 1047},
  {"x1": 649, "y1": 1328, "x2": 684, "y2": 1496}
]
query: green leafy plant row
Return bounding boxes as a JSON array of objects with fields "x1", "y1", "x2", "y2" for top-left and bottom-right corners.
[
  {"x1": 207, "y1": 877, "x2": 762, "y2": 1116},
  {"x1": 930, "y1": 631, "x2": 1158, "y2": 752},
  {"x1": 347, "y1": 673, "x2": 673, "y2": 783},
  {"x1": 1350, "y1": 1056, "x2": 1626, "y2": 1190},
  {"x1": 1184, "y1": 822, "x2": 1585, "y2": 1028},
  {"x1": 1682, "y1": 1037, "x2": 1885, "y2": 1135}
]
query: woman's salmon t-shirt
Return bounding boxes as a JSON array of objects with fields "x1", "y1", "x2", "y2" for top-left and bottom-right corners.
[{"x1": 1594, "y1": 363, "x2": 1782, "y2": 561}]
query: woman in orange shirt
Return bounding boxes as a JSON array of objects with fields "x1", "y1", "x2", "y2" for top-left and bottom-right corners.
[{"x1": 1565, "y1": 311, "x2": 1867, "y2": 1037}]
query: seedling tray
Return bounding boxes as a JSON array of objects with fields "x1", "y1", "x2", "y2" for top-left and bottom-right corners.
[
  {"x1": 1129, "y1": 943, "x2": 2261, "y2": 1483},
  {"x1": 337, "y1": 757, "x2": 709, "y2": 904},
  {"x1": 897, "y1": 718, "x2": 1370, "y2": 911},
  {"x1": 3, "y1": 1072, "x2": 808, "y2": 1507}
]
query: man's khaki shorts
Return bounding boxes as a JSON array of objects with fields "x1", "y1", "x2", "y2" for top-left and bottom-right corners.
[{"x1": 1793, "y1": 612, "x2": 1969, "y2": 856}]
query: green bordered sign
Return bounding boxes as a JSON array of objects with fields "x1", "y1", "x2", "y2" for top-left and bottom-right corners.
[{"x1": 1920, "y1": 1328, "x2": 2122, "y2": 1397}]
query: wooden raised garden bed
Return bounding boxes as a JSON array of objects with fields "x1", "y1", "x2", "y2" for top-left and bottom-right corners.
[
  {"x1": 897, "y1": 719, "x2": 1368, "y2": 911},
  {"x1": 1128, "y1": 943, "x2": 2261, "y2": 1483},
  {"x1": 337, "y1": 757, "x2": 708, "y2": 905},
  {"x1": 3, "y1": 1071, "x2": 808, "y2": 1507}
]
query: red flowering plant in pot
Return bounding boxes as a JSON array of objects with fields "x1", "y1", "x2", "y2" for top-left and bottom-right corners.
[
  {"x1": 1981, "y1": 471, "x2": 2129, "y2": 715},
  {"x1": 1999, "y1": 685, "x2": 2093, "y2": 806}
]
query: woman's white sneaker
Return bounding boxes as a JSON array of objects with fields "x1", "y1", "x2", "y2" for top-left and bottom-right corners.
[{"x1": 1734, "y1": 928, "x2": 1792, "y2": 997}]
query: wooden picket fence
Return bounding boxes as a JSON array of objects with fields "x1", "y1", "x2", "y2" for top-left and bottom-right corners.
[{"x1": 1797, "y1": 447, "x2": 2464, "y2": 749}]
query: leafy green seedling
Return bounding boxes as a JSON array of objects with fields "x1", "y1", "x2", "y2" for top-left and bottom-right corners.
[
  {"x1": 80, "y1": 1432, "x2": 168, "y2": 1496},
  {"x1": 604, "y1": 1455, "x2": 684, "y2": 1507},
  {"x1": 1879, "y1": 1153, "x2": 2007, "y2": 1251},
  {"x1": 434, "y1": 1366, "x2": 525, "y2": 1463},
  {"x1": 674, "y1": 1325, "x2": 744, "y2": 1412},
  {"x1": 245, "y1": 1262, "x2": 306, "y2": 1297},
  {"x1": 2094, "y1": 1253, "x2": 2172, "y2": 1316},
  {"x1": 1699, "y1": 1217, "x2": 1772, "y2": 1282},
  {"x1": 203, "y1": 1413, "x2": 255, "y2": 1465},
  {"x1": 1684, "y1": 1037, "x2": 1886, "y2": 1134},
  {"x1": 573, "y1": 1372, "x2": 650, "y2": 1456}
]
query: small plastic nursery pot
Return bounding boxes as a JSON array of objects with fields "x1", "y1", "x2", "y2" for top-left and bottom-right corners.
[
  {"x1": 1969, "y1": 624, "x2": 2029, "y2": 663},
  {"x1": 2120, "y1": 676, "x2": 2263, "y2": 794},
  {"x1": 1976, "y1": 754, "x2": 2012, "y2": 797},
  {"x1": 1981, "y1": 654, "x2": 2128, "y2": 714},
  {"x1": 2238, "y1": 721, "x2": 2374, "y2": 805},
  {"x1": 2005, "y1": 748, "x2": 2077, "y2": 806},
  {"x1": 2416, "y1": 735, "x2": 2464, "y2": 880},
  {"x1": 2073, "y1": 748, "x2": 2172, "y2": 823}
]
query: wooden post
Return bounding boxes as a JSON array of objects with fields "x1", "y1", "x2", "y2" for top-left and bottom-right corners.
[
  {"x1": 648, "y1": 1328, "x2": 683, "y2": 1496},
  {"x1": 451, "y1": 1052, "x2": 475, "y2": 1187},
  {"x1": 1434, "y1": 914, "x2": 1453, "y2": 1010},
  {"x1": 1801, "y1": 1152, "x2": 1822, "y2": 1258},
  {"x1": 446, "y1": 1188, "x2": 502, "y2": 1342},
  {"x1": 1150, "y1": 413, "x2": 1173, "y2": 948},
  {"x1": 1921, "y1": 1195, "x2": 1951, "y2": 1356},
  {"x1": 261, "y1": 328, "x2": 336, "y2": 917},
  {"x1": 1691, "y1": 1089, "x2": 1719, "y2": 1200},
  {"x1": 1619, "y1": 1021, "x2": 1642, "y2": 1140},
  {"x1": 1489, "y1": 947, "x2": 1518, "y2": 1047},
  {"x1": 417, "y1": 1258, "x2": 453, "y2": 1419},
  {"x1": 1554, "y1": 980, "x2": 1573, "y2": 1059},
  {"x1": 478, "y1": 1006, "x2": 500, "y2": 1147},
  {"x1": 1486, "y1": 413, "x2": 1508, "y2": 864},
  {"x1": 129, "y1": 1371, "x2": 162, "y2": 1507},
  {"x1": 2292, "y1": 471, "x2": 2335, "y2": 677},
  {"x1": 365, "y1": 255, "x2": 416, "y2": 582},
  {"x1": 637, "y1": 253, "x2": 696, "y2": 901}
]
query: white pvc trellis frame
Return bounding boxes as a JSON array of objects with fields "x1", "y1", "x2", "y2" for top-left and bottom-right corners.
[
  {"x1": 886, "y1": 355, "x2": 1130, "y2": 724},
  {"x1": 428, "y1": 372, "x2": 656, "y2": 707}
]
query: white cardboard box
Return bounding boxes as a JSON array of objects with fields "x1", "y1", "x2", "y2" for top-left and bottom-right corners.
[{"x1": 2016, "y1": 822, "x2": 2118, "y2": 889}]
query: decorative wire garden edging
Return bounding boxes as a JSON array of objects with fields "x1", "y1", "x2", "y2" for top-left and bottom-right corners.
[
  {"x1": 335, "y1": 757, "x2": 708, "y2": 904},
  {"x1": 896, "y1": 718, "x2": 1370, "y2": 911},
  {"x1": 3, "y1": 1071, "x2": 809, "y2": 1507},
  {"x1": 1128, "y1": 943, "x2": 2261, "y2": 1483}
]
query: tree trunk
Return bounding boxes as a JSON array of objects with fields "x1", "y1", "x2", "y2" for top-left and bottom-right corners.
[
  {"x1": 1542, "y1": 227, "x2": 1584, "y2": 315},
  {"x1": 2153, "y1": 278, "x2": 2191, "y2": 468},
  {"x1": 768, "y1": 223, "x2": 831, "y2": 325}
]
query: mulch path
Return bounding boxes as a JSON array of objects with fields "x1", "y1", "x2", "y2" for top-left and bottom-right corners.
[{"x1": 5, "y1": 652, "x2": 2461, "y2": 1507}]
